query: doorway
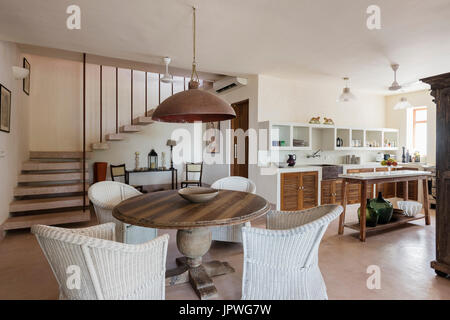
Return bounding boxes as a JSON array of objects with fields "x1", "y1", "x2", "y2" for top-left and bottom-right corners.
[{"x1": 230, "y1": 99, "x2": 249, "y2": 178}]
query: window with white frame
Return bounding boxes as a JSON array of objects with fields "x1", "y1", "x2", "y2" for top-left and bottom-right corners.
[{"x1": 407, "y1": 107, "x2": 427, "y2": 155}]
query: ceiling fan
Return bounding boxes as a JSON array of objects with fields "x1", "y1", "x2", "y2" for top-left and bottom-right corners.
[
  {"x1": 160, "y1": 57, "x2": 189, "y2": 85},
  {"x1": 160, "y1": 57, "x2": 174, "y2": 83},
  {"x1": 388, "y1": 64, "x2": 420, "y2": 91}
]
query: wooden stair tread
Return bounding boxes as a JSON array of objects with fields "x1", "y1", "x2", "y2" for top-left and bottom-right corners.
[
  {"x1": 14, "y1": 183, "x2": 89, "y2": 196},
  {"x1": 105, "y1": 133, "x2": 125, "y2": 141},
  {"x1": 1, "y1": 210, "x2": 91, "y2": 231},
  {"x1": 10, "y1": 196, "x2": 89, "y2": 212},
  {"x1": 120, "y1": 125, "x2": 142, "y2": 133},
  {"x1": 30, "y1": 151, "x2": 92, "y2": 159},
  {"x1": 22, "y1": 161, "x2": 88, "y2": 171},
  {"x1": 134, "y1": 116, "x2": 154, "y2": 125},
  {"x1": 18, "y1": 172, "x2": 89, "y2": 183},
  {"x1": 91, "y1": 142, "x2": 110, "y2": 150}
]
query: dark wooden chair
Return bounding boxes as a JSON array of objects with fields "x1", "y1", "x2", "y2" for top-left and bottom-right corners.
[
  {"x1": 110, "y1": 164, "x2": 146, "y2": 193},
  {"x1": 180, "y1": 162, "x2": 203, "y2": 188}
]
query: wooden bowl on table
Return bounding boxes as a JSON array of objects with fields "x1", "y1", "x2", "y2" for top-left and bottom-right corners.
[{"x1": 178, "y1": 187, "x2": 219, "y2": 203}]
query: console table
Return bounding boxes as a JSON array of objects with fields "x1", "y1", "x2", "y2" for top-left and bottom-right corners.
[
  {"x1": 338, "y1": 170, "x2": 432, "y2": 242},
  {"x1": 126, "y1": 168, "x2": 178, "y2": 190}
]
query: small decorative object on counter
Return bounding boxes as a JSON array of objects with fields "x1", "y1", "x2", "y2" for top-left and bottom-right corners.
[
  {"x1": 402, "y1": 147, "x2": 406, "y2": 163},
  {"x1": 414, "y1": 151, "x2": 421, "y2": 162},
  {"x1": 381, "y1": 158, "x2": 398, "y2": 168},
  {"x1": 135, "y1": 152, "x2": 140, "y2": 170},
  {"x1": 323, "y1": 117, "x2": 334, "y2": 125},
  {"x1": 148, "y1": 149, "x2": 158, "y2": 170},
  {"x1": 369, "y1": 192, "x2": 394, "y2": 224},
  {"x1": 358, "y1": 199, "x2": 379, "y2": 227},
  {"x1": 309, "y1": 116, "x2": 321, "y2": 124},
  {"x1": 287, "y1": 154, "x2": 296, "y2": 167}
]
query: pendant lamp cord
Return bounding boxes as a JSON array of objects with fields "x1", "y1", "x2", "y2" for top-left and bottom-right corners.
[{"x1": 191, "y1": 6, "x2": 199, "y2": 83}]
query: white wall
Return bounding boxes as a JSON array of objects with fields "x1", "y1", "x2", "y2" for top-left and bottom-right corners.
[
  {"x1": 385, "y1": 90, "x2": 436, "y2": 164},
  {"x1": 26, "y1": 54, "x2": 82, "y2": 151},
  {"x1": 202, "y1": 75, "x2": 259, "y2": 185},
  {"x1": 0, "y1": 41, "x2": 30, "y2": 224},
  {"x1": 257, "y1": 74, "x2": 386, "y2": 127}
]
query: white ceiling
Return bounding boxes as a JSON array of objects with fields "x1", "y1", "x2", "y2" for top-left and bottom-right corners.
[{"x1": 1, "y1": 0, "x2": 450, "y2": 94}]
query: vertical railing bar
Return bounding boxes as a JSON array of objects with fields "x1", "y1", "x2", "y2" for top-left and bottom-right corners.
[
  {"x1": 158, "y1": 73, "x2": 161, "y2": 104},
  {"x1": 82, "y1": 53, "x2": 86, "y2": 210},
  {"x1": 145, "y1": 71, "x2": 148, "y2": 115},
  {"x1": 116, "y1": 67, "x2": 119, "y2": 134},
  {"x1": 131, "y1": 69, "x2": 134, "y2": 125},
  {"x1": 100, "y1": 65, "x2": 103, "y2": 143}
]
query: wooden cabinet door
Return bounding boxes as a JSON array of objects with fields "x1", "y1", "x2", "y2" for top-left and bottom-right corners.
[
  {"x1": 301, "y1": 171, "x2": 318, "y2": 209},
  {"x1": 322, "y1": 179, "x2": 343, "y2": 205},
  {"x1": 334, "y1": 179, "x2": 343, "y2": 204},
  {"x1": 281, "y1": 172, "x2": 301, "y2": 211},
  {"x1": 346, "y1": 168, "x2": 374, "y2": 202},
  {"x1": 321, "y1": 180, "x2": 333, "y2": 205},
  {"x1": 395, "y1": 167, "x2": 419, "y2": 200},
  {"x1": 376, "y1": 168, "x2": 396, "y2": 198}
]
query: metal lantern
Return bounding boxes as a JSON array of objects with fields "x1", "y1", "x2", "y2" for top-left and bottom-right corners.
[{"x1": 148, "y1": 149, "x2": 158, "y2": 170}]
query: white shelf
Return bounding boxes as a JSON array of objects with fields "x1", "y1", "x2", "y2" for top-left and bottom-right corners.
[{"x1": 258, "y1": 121, "x2": 399, "y2": 152}]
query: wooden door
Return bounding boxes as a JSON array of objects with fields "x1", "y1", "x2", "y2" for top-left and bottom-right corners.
[
  {"x1": 322, "y1": 179, "x2": 343, "y2": 205},
  {"x1": 346, "y1": 168, "x2": 374, "y2": 203},
  {"x1": 321, "y1": 180, "x2": 333, "y2": 205},
  {"x1": 396, "y1": 167, "x2": 419, "y2": 200},
  {"x1": 301, "y1": 171, "x2": 318, "y2": 209},
  {"x1": 281, "y1": 172, "x2": 301, "y2": 211},
  {"x1": 230, "y1": 100, "x2": 249, "y2": 178},
  {"x1": 334, "y1": 179, "x2": 343, "y2": 204}
]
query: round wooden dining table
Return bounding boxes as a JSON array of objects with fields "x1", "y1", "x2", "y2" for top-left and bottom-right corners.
[{"x1": 113, "y1": 189, "x2": 270, "y2": 300}]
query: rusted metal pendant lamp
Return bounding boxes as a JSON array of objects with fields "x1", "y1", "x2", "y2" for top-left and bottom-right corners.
[{"x1": 152, "y1": 7, "x2": 236, "y2": 123}]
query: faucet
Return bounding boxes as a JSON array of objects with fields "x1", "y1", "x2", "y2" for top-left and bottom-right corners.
[{"x1": 307, "y1": 149, "x2": 322, "y2": 159}]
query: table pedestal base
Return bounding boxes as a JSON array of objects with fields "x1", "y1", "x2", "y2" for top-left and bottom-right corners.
[
  {"x1": 165, "y1": 228, "x2": 235, "y2": 300},
  {"x1": 165, "y1": 257, "x2": 235, "y2": 300}
]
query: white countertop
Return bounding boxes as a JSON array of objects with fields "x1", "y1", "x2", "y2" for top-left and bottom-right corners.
[{"x1": 339, "y1": 170, "x2": 432, "y2": 180}]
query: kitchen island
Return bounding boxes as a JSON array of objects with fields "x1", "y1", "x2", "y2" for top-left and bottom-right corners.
[{"x1": 338, "y1": 170, "x2": 432, "y2": 242}]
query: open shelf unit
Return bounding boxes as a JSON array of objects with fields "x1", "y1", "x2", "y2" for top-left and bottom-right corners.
[{"x1": 259, "y1": 121, "x2": 399, "y2": 152}]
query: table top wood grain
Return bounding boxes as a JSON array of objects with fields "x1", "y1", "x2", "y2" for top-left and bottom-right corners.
[{"x1": 112, "y1": 190, "x2": 270, "y2": 230}]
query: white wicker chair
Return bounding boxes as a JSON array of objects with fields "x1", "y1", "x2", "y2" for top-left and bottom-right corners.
[
  {"x1": 241, "y1": 204, "x2": 343, "y2": 300},
  {"x1": 88, "y1": 181, "x2": 157, "y2": 244},
  {"x1": 31, "y1": 223, "x2": 169, "y2": 300},
  {"x1": 210, "y1": 177, "x2": 256, "y2": 243}
]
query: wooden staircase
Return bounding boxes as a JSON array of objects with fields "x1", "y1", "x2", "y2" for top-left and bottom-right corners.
[
  {"x1": 0, "y1": 152, "x2": 91, "y2": 237},
  {"x1": 92, "y1": 109, "x2": 155, "y2": 150}
]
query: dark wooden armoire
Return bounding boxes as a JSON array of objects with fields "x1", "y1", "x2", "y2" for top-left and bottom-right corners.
[{"x1": 421, "y1": 73, "x2": 450, "y2": 278}]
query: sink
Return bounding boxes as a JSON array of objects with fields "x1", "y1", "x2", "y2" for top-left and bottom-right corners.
[{"x1": 308, "y1": 164, "x2": 343, "y2": 180}]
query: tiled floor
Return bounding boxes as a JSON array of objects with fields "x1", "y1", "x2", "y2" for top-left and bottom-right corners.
[{"x1": 0, "y1": 206, "x2": 448, "y2": 300}]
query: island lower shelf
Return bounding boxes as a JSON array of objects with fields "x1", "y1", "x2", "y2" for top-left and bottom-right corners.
[{"x1": 344, "y1": 212, "x2": 425, "y2": 232}]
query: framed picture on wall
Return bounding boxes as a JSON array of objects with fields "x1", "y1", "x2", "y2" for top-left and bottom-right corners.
[
  {"x1": 205, "y1": 121, "x2": 220, "y2": 154},
  {"x1": 0, "y1": 85, "x2": 11, "y2": 133},
  {"x1": 23, "y1": 58, "x2": 30, "y2": 95}
]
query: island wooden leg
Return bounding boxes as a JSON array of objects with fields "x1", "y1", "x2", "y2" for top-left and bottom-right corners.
[
  {"x1": 403, "y1": 181, "x2": 409, "y2": 200},
  {"x1": 422, "y1": 178, "x2": 431, "y2": 225},
  {"x1": 338, "y1": 180, "x2": 348, "y2": 235},
  {"x1": 360, "y1": 181, "x2": 368, "y2": 242}
]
